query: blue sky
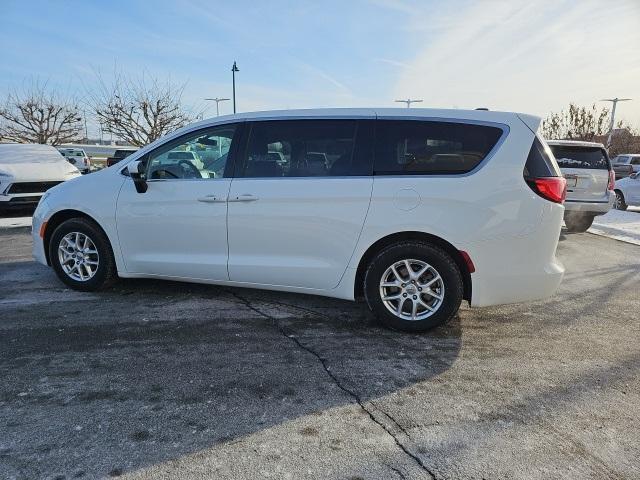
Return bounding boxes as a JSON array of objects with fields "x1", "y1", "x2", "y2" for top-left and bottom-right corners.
[{"x1": 2, "y1": 0, "x2": 639, "y2": 136}]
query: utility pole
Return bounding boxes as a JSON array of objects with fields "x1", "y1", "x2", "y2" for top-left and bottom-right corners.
[
  {"x1": 204, "y1": 97, "x2": 230, "y2": 116},
  {"x1": 83, "y1": 110, "x2": 88, "y2": 143},
  {"x1": 601, "y1": 98, "x2": 632, "y2": 148},
  {"x1": 232, "y1": 61, "x2": 239, "y2": 114},
  {"x1": 395, "y1": 99, "x2": 423, "y2": 108}
]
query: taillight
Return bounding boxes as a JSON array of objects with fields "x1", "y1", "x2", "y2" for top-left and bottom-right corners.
[
  {"x1": 526, "y1": 177, "x2": 567, "y2": 204},
  {"x1": 607, "y1": 170, "x2": 615, "y2": 191}
]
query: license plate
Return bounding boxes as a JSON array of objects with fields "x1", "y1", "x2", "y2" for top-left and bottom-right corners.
[{"x1": 564, "y1": 177, "x2": 577, "y2": 187}]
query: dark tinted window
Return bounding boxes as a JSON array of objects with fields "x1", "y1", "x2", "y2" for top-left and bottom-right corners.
[
  {"x1": 374, "y1": 120, "x2": 503, "y2": 175},
  {"x1": 549, "y1": 145, "x2": 610, "y2": 170},
  {"x1": 115, "y1": 150, "x2": 135, "y2": 158},
  {"x1": 524, "y1": 138, "x2": 561, "y2": 178},
  {"x1": 240, "y1": 120, "x2": 358, "y2": 178}
]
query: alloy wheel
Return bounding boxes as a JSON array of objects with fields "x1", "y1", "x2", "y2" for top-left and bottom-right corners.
[
  {"x1": 379, "y1": 259, "x2": 445, "y2": 321},
  {"x1": 614, "y1": 192, "x2": 623, "y2": 210},
  {"x1": 57, "y1": 232, "x2": 100, "y2": 282}
]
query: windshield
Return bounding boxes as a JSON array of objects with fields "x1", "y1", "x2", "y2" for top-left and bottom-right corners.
[{"x1": 549, "y1": 145, "x2": 609, "y2": 170}]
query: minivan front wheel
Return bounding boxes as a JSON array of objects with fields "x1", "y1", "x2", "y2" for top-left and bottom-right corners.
[
  {"x1": 49, "y1": 218, "x2": 117, "y2": 291},
  {"x1": 364, "y1": 242, "x2": 463, "y2": 332}
]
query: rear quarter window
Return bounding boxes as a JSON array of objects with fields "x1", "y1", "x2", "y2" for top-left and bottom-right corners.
[
  {"x1": 374, "y1": 120, "x2": 504, "y2": 175},
  {"x1": 524, "y1": 138, "x2": 561, "y2": 178},
  {"x1": 549, "y1": 145, "x2": 610, "y2": 170}
]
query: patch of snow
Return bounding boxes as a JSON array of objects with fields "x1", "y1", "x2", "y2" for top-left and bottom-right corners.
[
  {"x1": 0, "y1": 217, "x2": 31, "y2": 228},
  {"x1": 589, "y1": 207, "x2": 640, "y2": 246}
]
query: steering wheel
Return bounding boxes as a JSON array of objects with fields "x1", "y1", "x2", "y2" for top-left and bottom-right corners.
[
  {"x1": 151, "y1": 168, "x2": 179, "y2": 179},
  {"x1": 178, "y1": 160, "x2": 202, "y2": 178}
]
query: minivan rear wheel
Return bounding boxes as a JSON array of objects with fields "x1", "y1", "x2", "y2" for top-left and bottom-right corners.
[
  {"x1": 364, "y1": 242, "x2": 463, "y2": 332},
  {"x1": 564, "y1": 212, "x2": 595, "y2": 233},
  {"x1": 49, "y1": 218, "x2": 117, "y2": 291}
]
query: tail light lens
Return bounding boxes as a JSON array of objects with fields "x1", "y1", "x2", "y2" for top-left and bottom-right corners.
[
  {"x1": 524, "y1": 138, "x2": 566, "y2": 204},
  {"x1": 527, "y1": 177, "x2": 567, "y2": 204},
  {"x1": 607, "y1": 170, "x2": 615, "y2": 191}
]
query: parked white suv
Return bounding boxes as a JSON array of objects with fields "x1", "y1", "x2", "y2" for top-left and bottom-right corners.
[
  {"x1": 1, "y1": 143, "x2": 80, "y2": 209},
  {"x1": 547, "y1": 140, "x2": 615, "y2": 232},
  {"x1": 32, "y1": 109, "x2": 566, "y2": 331}
]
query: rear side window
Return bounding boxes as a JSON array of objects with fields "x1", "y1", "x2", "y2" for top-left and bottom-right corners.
[
  {"x1": 524, "y1": 138, "x2": 561, "y2": 178},
  {"x1": 240, "y1": 120, "x2": 359, "y2": 178},
  {"x1": 549, "y1": 145, "x2": 610, "y2": 170},
  {"x1": 374, "y1": 120, "x2": 504, "y2": 175}
]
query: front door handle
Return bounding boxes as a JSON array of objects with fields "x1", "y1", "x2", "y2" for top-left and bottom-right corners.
[
  {"x1": 229, "y1": 194, "x2": 259, "y2": 202},
  {"x1": 197, "y1": 195, "x2": 225, "y2": 203}
]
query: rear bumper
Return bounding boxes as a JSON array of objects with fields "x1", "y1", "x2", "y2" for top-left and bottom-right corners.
[
  {"x1": 564, "y1": 195, "x2": 614, "y2": 215},
  {"x1": 469, "y1": 203, "x2": 565, "y2": 307}
]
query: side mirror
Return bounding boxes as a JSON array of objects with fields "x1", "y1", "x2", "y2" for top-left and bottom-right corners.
[
  {"x1": 630, "y1": 172, "x2": 638, "y2": 180},
  {"x1": 127, "y1": 160, "x2": 148, "y2": 193}
]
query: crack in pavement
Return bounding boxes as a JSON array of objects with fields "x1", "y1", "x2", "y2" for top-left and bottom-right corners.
[
  {"x1": 387, "y1": 463, "x2": 408, "y2": 480},
  {"x1": 226, "y1": 289, "x2": 438, "y2": 480}
]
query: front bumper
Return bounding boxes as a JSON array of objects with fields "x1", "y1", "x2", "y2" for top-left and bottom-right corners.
[
  {"x1": 0, "y1": 194, "x2": 43, "y2": 208},
  {"x1": 31, "y1": 199, "x2": 50, "y2": 266}
]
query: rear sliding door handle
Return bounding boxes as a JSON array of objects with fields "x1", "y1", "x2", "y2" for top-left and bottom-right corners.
[
  {"x1": 229, "y1": 194, "x2": 259, "y2": 202},
  {"x1": 197, "y1": 195, "x2": 225, "y2": 203}
]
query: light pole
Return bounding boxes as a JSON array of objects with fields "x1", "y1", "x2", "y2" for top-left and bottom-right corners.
[
  {"x1": 395, "y1": 99, "x2": 423, "y2": 108},
  {"x1": 601, "y1": 97, "x2": 632, "y2": 148},
  {"x1": 232, "y1": 61, "x2": 239, "y2": 114},
  {"x1": 204, "y1": 97, "x2": 230, "y2": 116}
]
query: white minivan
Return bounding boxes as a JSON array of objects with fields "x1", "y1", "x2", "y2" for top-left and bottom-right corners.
[{"x1": 32, "y1": 109, "x2": 566, "y2": 331}]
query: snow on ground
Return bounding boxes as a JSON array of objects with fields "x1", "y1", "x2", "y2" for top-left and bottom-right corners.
[
  {"x1": 589, "y1": 207, "x2": 640, "y2": 246},
  {"x1": 0, "y1": 217, "x2": 31, "y2": 229}
]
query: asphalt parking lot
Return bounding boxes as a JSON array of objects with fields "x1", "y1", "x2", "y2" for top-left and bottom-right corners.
[{"x1": 1, "y1": 227, "x2": 639, "y2": 480}]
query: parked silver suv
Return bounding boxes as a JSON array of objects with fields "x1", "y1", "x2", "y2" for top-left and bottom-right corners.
[{"x1": 547, "y1": 140, "x2": 614, "y2": 232}]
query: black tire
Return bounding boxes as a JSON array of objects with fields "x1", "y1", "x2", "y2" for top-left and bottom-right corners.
[
  {"x1": 364, "y1": 242, "x2": 463, "y2": 332},
  {"x1": 49, "y1": 217, "x2": 117, "y2": 291},
  {"x1": 564, "y1": 212, "x2": 595, "y2": 233},
  {"x1": 614, "y1": 190, "x2": 628, "y2": 211}
]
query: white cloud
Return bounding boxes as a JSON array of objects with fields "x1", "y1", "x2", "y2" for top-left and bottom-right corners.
[{"x1": 393, "y1": 0, "x2": 640, "y2": 124}]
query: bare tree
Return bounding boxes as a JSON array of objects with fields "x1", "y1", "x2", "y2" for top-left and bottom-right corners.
[
  {"x1": 607, "y1": 126, "x2": 640, "y2": 157},
  {"x1": 0, "y1": 82, "x2": 84, "y2": 145},
  {"x1": 541, "y1": 103, "x2": 610, "y2": 141},
  {"x1": 90, "y1": 74, "x2": 196, "y2": 147}
]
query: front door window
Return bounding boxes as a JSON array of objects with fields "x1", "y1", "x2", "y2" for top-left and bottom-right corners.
[{"x1": 147, "y1": 125, "x2": 237, "y2": 180}]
